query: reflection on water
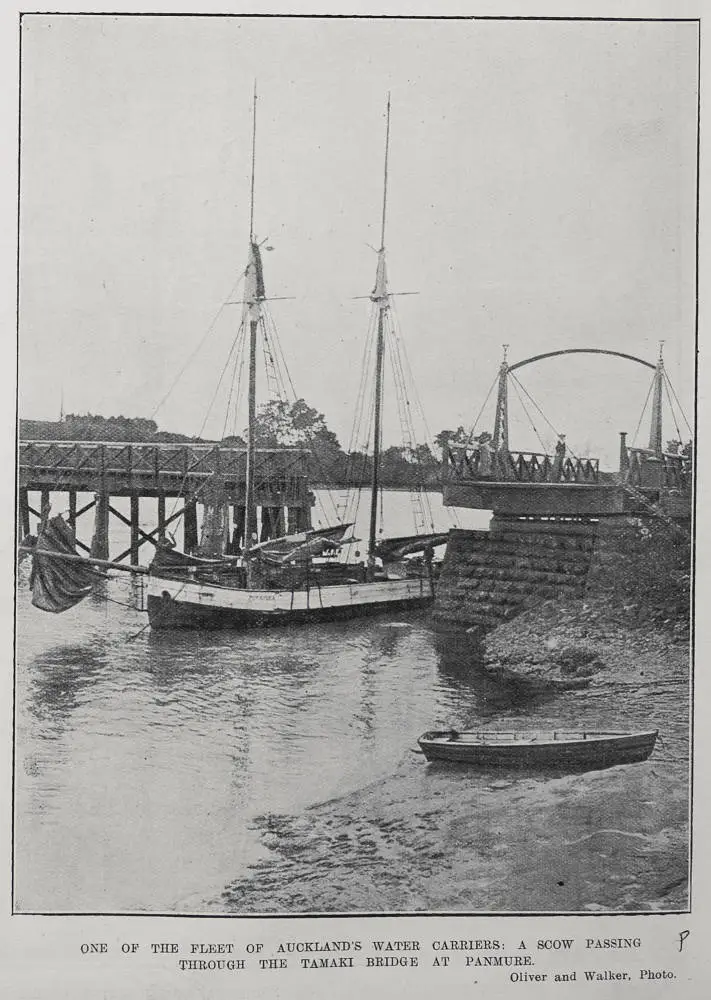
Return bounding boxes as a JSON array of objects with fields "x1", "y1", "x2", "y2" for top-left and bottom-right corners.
[{"x1": 26, "y1": 644, "x2": 107, "y2": 731}]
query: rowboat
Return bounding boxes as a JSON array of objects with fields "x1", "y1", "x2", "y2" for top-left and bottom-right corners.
[{"x1": 417, "y1": 729, "x2": 658, "y2": 769}]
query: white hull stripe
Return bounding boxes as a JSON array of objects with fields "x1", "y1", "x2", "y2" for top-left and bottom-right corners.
[{"x1": 148, "y1": 575, "x2": 431, "y2": 612}]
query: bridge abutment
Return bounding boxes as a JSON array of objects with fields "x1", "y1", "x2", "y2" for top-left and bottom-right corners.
[
  {"x1": 434, "y1": 517, "x2": 598, "y2": 632},
  {"x1": 434, "y1": 513, "x2": 690, "y2": 634}
]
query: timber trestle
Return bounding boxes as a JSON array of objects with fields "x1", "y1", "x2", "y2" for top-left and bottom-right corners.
[{"x1": 18, "y1": 440, "x2": 313, "y2": 565}]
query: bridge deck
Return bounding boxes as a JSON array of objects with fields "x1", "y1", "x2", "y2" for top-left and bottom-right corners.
[
  {"x1": 18, "y1": 440, "x2": 312, "y2": 506},
  {"x1": 442, "y1": 445, "x2": 692, "y2": 517}
]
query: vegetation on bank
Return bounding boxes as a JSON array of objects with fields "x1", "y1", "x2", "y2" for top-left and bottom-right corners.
[{"x1": 584, "y1": 518, "x2": 692, "y2": 636}]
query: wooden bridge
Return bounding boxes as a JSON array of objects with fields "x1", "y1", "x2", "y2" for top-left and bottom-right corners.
[{"x1": 18, "y1": 440, "x2": 313, "y2": 564}]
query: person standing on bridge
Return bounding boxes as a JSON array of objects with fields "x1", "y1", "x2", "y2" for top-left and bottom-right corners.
[
  {"x1": 553, "y1": 434, "x2": 567, "y2": 481},
  {"x1": 477, "y1": 432, "x2": 493, "y2": 476}
]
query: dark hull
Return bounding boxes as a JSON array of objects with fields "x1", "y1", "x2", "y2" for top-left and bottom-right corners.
[
  {"x1": 147, "y1": 592, "x2": 434, "y2": 630},
  {"x1": 418, "y1": 732, "x2": 657, "y2": 770}
]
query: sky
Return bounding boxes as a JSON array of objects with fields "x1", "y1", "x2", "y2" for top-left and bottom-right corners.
[{"x1": 18, "y1": 14, "x2": 698, "y2": 467}]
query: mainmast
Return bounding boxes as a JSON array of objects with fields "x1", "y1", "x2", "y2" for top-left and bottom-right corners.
[
  {"x1": 367, "y1": 94, "x2": 391, "y2": 577},
  {"x1": 244, "y1": 82, "x2": 261, "y2": 572}
]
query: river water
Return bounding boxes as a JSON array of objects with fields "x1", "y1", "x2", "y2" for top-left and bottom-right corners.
[
  {"x1": 15, "y1": 490, "x2": 492, "y2": 913},
  {"x1": 14, "y1": 491, "x2": 688, "y2": 914}
]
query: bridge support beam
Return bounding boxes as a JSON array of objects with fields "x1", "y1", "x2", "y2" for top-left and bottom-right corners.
[
  {"x1": 40, "y1": 489, "x2": 51, "y2": 527},
  {"x1": 19, "y1": 489, "x2": 30, "y2": 539},
  {"x1": 184, "y1": 500, "x2": 198, "y2": 554},
  {"x1": 231, "y1": 505, "x2": 245, "y2": 553},
  {"x1": 68, "y1": 490, "x2": 77, "y2": 530},
  {"x1": 157, "y1": 495, "x2": 166, "y2": 538},
  {"x1": 288, "y1": 505, "x2": 311, "y2": 533},
  {"x1": 91, "y1": 492, "x2": 110, "y2": 560},
  {"x1": 130, "y1": 495, "x2": 140, "y2": 566}
]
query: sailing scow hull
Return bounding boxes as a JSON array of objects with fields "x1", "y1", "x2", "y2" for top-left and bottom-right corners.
[{"x1": 147, "y1": 574, "x2": 434, "y2": 630}]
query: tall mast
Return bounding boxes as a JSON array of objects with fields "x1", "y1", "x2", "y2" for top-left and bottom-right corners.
[
  {"x1": 367, "y1": 94, "x2": 391, "y2": 576},
  {"x1": 244, "y1": 82, "x2": 259, "y2": 569}
]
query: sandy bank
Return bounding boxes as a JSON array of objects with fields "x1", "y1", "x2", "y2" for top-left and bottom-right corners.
[{"x1": 214, "y1": 602, "x2": 688, "y2": 914}]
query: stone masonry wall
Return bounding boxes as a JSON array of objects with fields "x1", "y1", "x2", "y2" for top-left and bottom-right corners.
[{"x1": 432, "y1": 517, "x2": 598, "y2": 631}]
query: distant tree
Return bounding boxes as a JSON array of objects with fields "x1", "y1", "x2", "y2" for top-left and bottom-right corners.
[
  {"x1": 434, "y1": 425, "x2": 469, "y2": 456},
  {"x1": 220, "y1": 434, "x2": 247, "y2": 448},
  {"x1": 248, "y1": 398, "x2": 344, "y2": 481},
  {"x1": 61, "y1": 414, "x2": 159, "y2": 441}
]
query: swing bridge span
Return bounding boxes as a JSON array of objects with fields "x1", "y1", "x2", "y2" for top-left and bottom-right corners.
[{"x1": 441, "y1": 346, "x2": 693, "y2": 519}]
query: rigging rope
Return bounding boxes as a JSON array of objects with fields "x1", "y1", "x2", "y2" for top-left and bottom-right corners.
[
  {"x1": 662, "y1": 375, "x2": 684, "y2": 448},
  {"x1": 257, "y1": 306, "x2": 342, "y2": 525},
  {"x1": 168, "y1": 329, "x2": 244, "y2": 520},
  {"x1": 389, "y1": 296, "x2": 457, "y2": 529},
  {"x1": 149, "y1": 271, "x2": 246, "y2": 423},
  {"x1": 509, "y1": 376, "x2": 550, "y2": 455},
  {"x1": 508, "y1": 372, "x2": 561, "y2": 442},
  {"x1": 664, "y1": 370, "x2": 694, "y2": 440},
  {"x1": 338, "y1": 303, "x2": 379, "y2": 528},
  {"x1": 385, "y1": 313, "x2": 434, "y2": 533},
  {"x1": 466, "y1": 373, "x2": 498, "y2": 445},
  {"x1": 630, "y1": 374, "x2": 656, "y2": 448},
  {"x1": 220, "y1": 318, "x2": 248, "y2": 442}
]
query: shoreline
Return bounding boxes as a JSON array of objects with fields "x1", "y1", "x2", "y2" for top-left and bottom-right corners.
[{"x1": 211, "y1": 602, "x2": 689, "y2": 915}]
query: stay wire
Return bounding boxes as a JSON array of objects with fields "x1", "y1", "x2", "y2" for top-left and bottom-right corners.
[
  {"x1": 466, "y1": 374, "x2": 498, "y2": 445},
  {"x1": 385, "y1": 314, "x2": 435, "y2": 533},
  {"x1": 259, "y1": 306, "x2": 341, "y2": 525},
  {"x1": 340, "y1": 304, "x2": 379, "y2": 525},
  {"x1": 664, "y1": 371, "x2": 693, "y2": 439},
  {"x1": 149, "y1": 271, "x2": 246, "y2": 422},
  {"x1": 220, "y1": 318, "x2": 247, "y2": 442},
  {"x1": 168, "y1": 330, "x2": 244, "y2": 520},
  {"x1": 663, "y1": 376, "x2": 684, "y2": 448},
  {"x1": 508, "y1": 372, "x2": 561, "y2": 441},
  {"x1": 509, "y1": 376, "x2": 549, "y2": 455},
  {"x1": 630, "y1": 375, "x2": 656, "y2": 448},
  {"x1": 387, "y1": 298, "x2": 445, "y2": 530}
]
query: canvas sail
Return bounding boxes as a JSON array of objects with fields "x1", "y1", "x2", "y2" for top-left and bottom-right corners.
[
  {"x1": 373, "y1": 532, "x2": 449, "y2": 562},
  {"x1": 29, "y1": 515, "x2": 98, "y2": 613},
  {"x1": 250, "y1": 523, "x2": 354, "y2": 564}
]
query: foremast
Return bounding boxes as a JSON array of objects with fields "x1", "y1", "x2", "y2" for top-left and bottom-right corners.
[
  {"x1": 243, "y1": 82, "x2": 265, "y2": 584},
  {"x1": 367, "y1": 94, "x2": 391, "y2": 580}
]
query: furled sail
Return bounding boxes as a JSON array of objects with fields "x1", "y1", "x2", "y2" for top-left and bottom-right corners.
[
  {"x1": 257, "y1": 535, "x2": 343, "y2": 566},
  {"x1": 250, "y1": 523, "x2": 354, "y2": 565},
  {"x1": 29, "y1": 515, "x2": 98, "y2": 613},
  {"x1": 150, "y1": 542, "x2": 224, "y2": 572},
  {"x1": 373, "y1": 532, "x2": 449, "y2": 562}
]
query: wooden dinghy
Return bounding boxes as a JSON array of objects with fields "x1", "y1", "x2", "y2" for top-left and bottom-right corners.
[{"x1": 417, "y1": 729, "x2": 658, "y2": 769}]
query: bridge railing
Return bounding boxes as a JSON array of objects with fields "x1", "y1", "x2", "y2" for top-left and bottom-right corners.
[
  {"x1": 626, "y1": 449, "x2": 692, "y2": 490},
  {"x1": 18, "y1": 440, "x2": 311, "y2": 488},
  {"x1": 445, "y1": 445, "x2": 600, "y2": 484}
]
